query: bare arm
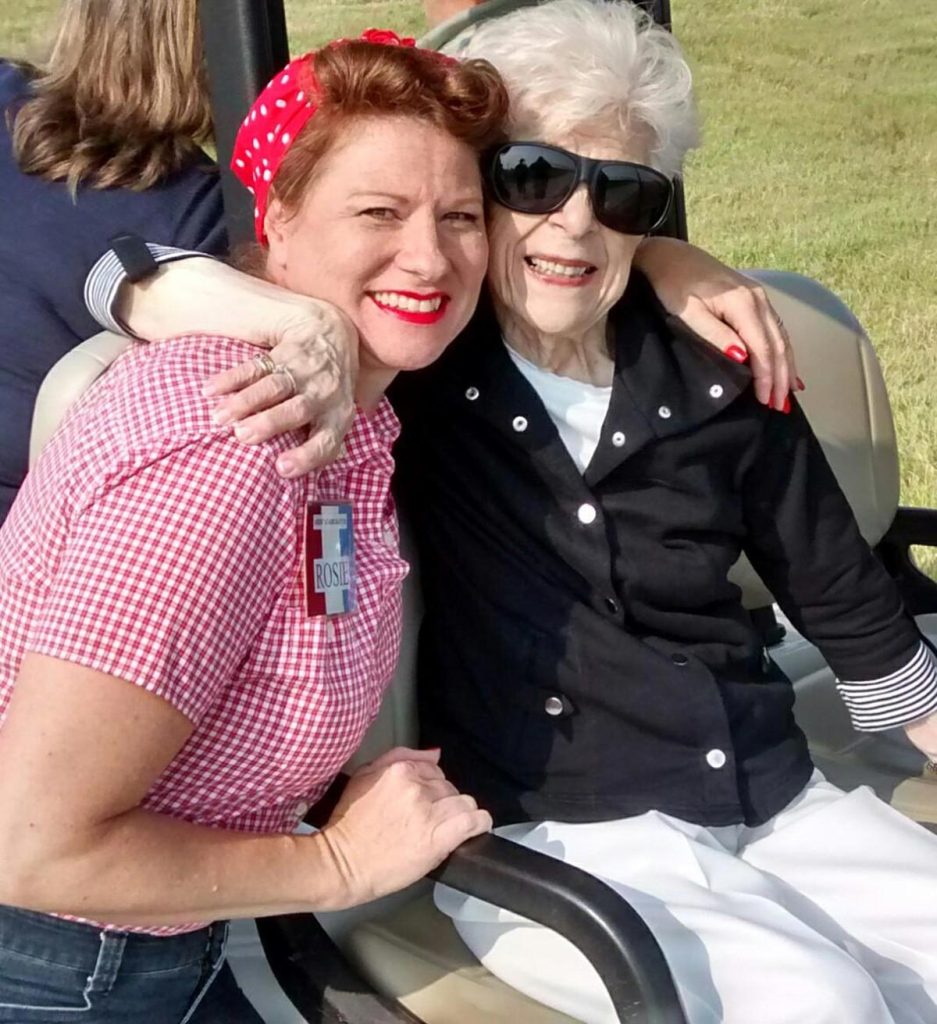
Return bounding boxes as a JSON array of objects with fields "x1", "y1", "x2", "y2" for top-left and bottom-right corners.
[{"x1": 0, "y1": 655, "x2": 489, "y2": 926}]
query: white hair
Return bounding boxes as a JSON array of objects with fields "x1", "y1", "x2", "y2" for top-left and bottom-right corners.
[{"x1": 459, "y1": 0, "x2": 700, "y2": 178}]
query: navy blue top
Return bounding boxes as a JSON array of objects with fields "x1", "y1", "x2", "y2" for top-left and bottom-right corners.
[{"x1": 0, "y1": 60, "x2": 227, "y2": 524}]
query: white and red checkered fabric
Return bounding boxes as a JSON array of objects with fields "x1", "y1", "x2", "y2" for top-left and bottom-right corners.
[{"x1": 0, "y1": 335, "x2": 406, "y2": 934}]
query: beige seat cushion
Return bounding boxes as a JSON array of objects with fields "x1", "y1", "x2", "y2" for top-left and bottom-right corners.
[{"x1": 346, "y1": 893, "x2": 579, "y2": 1024}]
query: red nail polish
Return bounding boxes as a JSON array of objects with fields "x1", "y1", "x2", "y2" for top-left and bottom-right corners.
[
  {"x1": 725, "y1": 345, "x2": 749, "y2": 364},
  {"x1": 766, "y1": 396, "x2": 775, "y2": 410},
  {"x1": 796, "y1": 377, "x2": 806, "y2": 391},
  {"x1": 782, "y1": 396, "x2": 791, "y2": 414}
]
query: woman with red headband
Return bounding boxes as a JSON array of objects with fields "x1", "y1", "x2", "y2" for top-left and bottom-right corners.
[{"x1": 0, "y1": 33, "x2": 505, "y2": 1023}]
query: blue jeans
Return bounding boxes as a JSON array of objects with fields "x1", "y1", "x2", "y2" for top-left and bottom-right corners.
[{"x1": 0, "y1": 906, "x2": 264, "y2": 1023}]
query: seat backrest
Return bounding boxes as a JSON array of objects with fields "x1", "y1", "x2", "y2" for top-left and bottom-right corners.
[
  {"x1": 727, "y1": 270, "x2": 899, "y2": 607},
  {"x1": 28, "y1": 272, "x2": 900, "y2": 761},
  {"x1": 29, "y1": 331, "x2": 133, "y2": 468}
]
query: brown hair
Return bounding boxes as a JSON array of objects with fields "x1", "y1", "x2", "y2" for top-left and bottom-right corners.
[
  {"x1": 270, "y1": 41, "x2": 509, "y2": 221},
  {"x1": 9, "y1": 0, "x2": 212, "y2": 192}
]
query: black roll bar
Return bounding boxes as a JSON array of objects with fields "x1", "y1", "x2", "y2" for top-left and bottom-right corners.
[
  {"x1": 258, "y1": 833, "x2": 687, "y2": 1024},
  {"x1": 198, "y1": 0, "x2": 290, "y2": 246}
]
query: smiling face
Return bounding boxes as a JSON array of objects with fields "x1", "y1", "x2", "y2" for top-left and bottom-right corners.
[
  {"x1": 487, "y1": 127, "x2": 649, "y2": 347},
  {"x1": 265, "y1": 114, "x2": 488, "y2": 391}
]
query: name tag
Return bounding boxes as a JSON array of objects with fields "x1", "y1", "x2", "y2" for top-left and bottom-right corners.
[{"x1": 303, "y1": 501, "x2": 357, "y2": 617}]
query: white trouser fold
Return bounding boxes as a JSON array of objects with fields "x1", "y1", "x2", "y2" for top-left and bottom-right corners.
[{"x1": 435, "y1": 774, "x2": 937, "y2": 1024}]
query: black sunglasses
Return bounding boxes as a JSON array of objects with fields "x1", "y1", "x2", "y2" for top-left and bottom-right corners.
[{"x1": 484, "y1": 142, "x2": 673, "y2": 236}]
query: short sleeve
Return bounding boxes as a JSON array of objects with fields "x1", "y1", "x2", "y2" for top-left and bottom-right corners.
[{"x1": 27, "y1": 435, "x2": 299, "y2": 723}]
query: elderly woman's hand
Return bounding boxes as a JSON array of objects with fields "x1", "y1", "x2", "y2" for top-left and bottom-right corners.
[
  {"x1": 905, "y1": 712, "x2": 937, "y2": 766},
  {"x1": 204, "y1": 297, "x2": 358, "y2": 478},
  {"x1": 634, "y1": 237, "x2": 800, "y2": 411},
  {"x1": 319, "y1": 747, "x2": 492, "y2": 907}
]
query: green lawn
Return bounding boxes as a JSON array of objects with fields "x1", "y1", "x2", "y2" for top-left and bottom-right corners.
[{"x1": 5, "y1": 1, "x2": 935, "y2": 568}]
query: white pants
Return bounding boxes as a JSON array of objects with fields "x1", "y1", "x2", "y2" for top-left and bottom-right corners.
[{"x1": 435, "y1": 775, "x2": 937, "y2": 1024}]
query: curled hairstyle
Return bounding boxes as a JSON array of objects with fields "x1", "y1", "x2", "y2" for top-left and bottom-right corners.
[
  {"x1": 461, "y1": 0, "x2": 700, "y2": 178},
  {"x1": 269, "y1": 41, "x2": 509, "y2": 222},
  {"x1": 10, "y1": 0, "x2": 213, "y2": 192}
]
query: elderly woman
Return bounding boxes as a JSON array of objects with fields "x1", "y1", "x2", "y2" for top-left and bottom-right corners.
[
  {"x1": 0, "y1": 34, "x2": 503, "y2": 1023},
  {"x1": 100, "y1": 3, "x2": 937, "y2": 1022}
]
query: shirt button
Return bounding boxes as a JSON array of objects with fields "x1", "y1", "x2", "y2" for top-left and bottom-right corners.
[
  {"x1": 512, "y1": 415, "x2": 528, "y2": 432},
  {"x1": 709, "y1": 384, "x2": 724, "y2": 399},
  {"x1": 295, "y1": 800, "x2": 311, "y2": 819},
  {"x1": 465, "y1": 386, "x2": 480, "y2": 401},
  {"x1": 604, "y1": 597, "x2": 619, "y2": 614},
  {"x1": 544, "y1": 696, "x2": 565, "y2": 717},
  {"x1": 705, "y1": 749, "x2": 727, "y2": 770},
  {"x1": 611, "y1": 431, "x2": 626, "y2": 447},
  {"x1": 658, "y1": 405, "x2": 672, "y2": 420},
  {"x1": 671, "y1": 652, "x2": 689, "y2": 666},
  {"x1": 577, "y1": 503, "x2": 597, "y2": 525}
]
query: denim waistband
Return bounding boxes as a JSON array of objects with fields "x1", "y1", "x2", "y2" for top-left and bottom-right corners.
[{"x1": 0, "y1": 904, "x2": 226, "y2": 976}]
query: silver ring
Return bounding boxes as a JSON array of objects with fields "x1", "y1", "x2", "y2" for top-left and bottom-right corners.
[
  {"x1": 273, "y1": 363, "x2": 298, "y2": 399},
  {"x1": 252, "y1": 353, "x2": 277, "y2": 377}
]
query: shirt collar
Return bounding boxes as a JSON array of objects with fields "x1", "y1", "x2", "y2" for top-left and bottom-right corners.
[
  {"x1": 342, "y1": 397, "x2": 400, "y2": 461},
  {"x1": 433, "y1": 273, "x2": 755, "y2": 488}
]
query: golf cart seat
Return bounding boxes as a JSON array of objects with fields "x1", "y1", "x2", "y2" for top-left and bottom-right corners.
[{"x1": 29, "y1": 269, "x2": 937, "y2": 1024}]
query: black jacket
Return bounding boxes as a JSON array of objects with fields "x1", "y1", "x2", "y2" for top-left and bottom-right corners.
[{"x1": 391, "y1": 273, "x2": 922, "y2": 827}]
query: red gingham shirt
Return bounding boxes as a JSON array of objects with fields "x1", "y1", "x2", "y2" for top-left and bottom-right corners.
[{"x1": 0, "y1": 336, "x2": 406, "y2": 934}]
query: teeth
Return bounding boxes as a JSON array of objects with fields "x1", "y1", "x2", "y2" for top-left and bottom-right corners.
[
  {"x1": 373, "y1": 291, "x2": 443, "y2": 313},
  {"x1": 528, "y1": 257, "x2": 592, "y2": 278}
]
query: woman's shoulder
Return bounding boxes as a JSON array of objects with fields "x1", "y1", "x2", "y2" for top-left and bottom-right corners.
[
  {"x1": 61, "y1": 335, "x2": 303, "y2": 482},
  {"x1": 0, "y1": 59, "x2": 33, "y2": 106}
]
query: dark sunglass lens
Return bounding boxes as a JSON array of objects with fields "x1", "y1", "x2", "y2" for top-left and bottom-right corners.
[
  {"x1": 595, "y1": 164, "x2": 672, "y2": 234},
  {"x1": 492, "y1": 145, "x2": 578, "y2": 213}
]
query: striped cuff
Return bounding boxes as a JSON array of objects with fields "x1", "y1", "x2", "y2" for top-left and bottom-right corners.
[
  {"x1": 837, "y1": 641, "x2": 937, "y2": 732},
  {"x1": 83, "y1": 244, "x2": 211, "y2": 338}
]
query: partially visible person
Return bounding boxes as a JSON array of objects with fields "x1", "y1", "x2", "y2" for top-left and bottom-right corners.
[
  {"x1": 0, "y1": 33, "x2": 503, "y2": 1023},
  {"x1": 0, "y1": 0, "x2": 225, "y2": 525}
]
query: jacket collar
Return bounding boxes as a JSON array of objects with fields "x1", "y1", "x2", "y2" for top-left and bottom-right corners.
[{"x1": 444, "y1": 272, "x2": 753, "y2": 486}]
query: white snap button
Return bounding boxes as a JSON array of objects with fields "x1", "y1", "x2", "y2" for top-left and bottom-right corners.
[
  {"x1": 465, "y1": 386, "x2": 480, "y2": 401},
  {"x1": 705, "y1": 749, "x2": 727, "y2": 769},
  {"x1": 611, "y1": 431, "x2": 626, "y2": 447},
  {"x1": 295, "y1": 801, "x2": 311, "y2": 818},
  {"x1": 658, "y1": 405, "x2": 672, "y2": 420},
  {"x1": 709, "y1": 384, "x2": 724, "y2": 399},
  {"x1": 544, "y1": 696, "x2": 565, "y2": 717},
  {"x1": 512, "y1": 415, "x2": 528, "y2": 432},
  {"x1": 577, "y1": 503, "x2": 597, "y2": 525}
]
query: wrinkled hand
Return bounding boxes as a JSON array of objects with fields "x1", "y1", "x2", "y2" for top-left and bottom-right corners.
[
  {"x1": 635, "y1": 237, "x2": 800, "y2": 410},
  {"x1": 204, "y1": 299, "x2": 359, "y2": 477},
  {"x1": 904, "y1": 712, "x2": 937, "y2": 764},
  {"x1": 319, "y1": 747, "x2": 492, "y2": 908}
]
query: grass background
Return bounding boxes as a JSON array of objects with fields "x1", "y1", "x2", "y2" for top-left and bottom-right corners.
[{"x1": 5, "y1": 1, "x2": 935, "y2": 566}]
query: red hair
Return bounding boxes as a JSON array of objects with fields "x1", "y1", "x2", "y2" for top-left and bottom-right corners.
[{"x1": 270, "y1": 41, "x2": 508, "y2": 218}]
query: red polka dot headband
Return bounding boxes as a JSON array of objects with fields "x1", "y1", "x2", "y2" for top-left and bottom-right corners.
[{"x1": 231, "y1": 28, "x2": 429, "y2": 244}]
